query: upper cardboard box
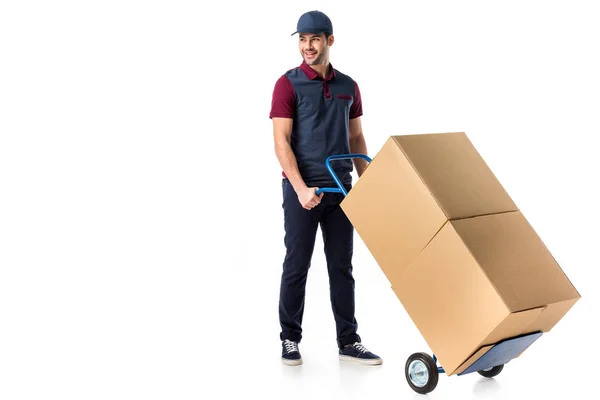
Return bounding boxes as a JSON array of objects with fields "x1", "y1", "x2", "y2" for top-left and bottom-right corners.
[{"x1": 341, "y1": 132, "x2": 519, "y2": 278}]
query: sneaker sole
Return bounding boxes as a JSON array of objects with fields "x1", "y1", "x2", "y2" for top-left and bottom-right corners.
[
  {"x1": 339, "y1": 355, "x2": 383, "y2": 365},
  {"x1": 282, "y1": 357, "x2": 303, "y2": 366}
]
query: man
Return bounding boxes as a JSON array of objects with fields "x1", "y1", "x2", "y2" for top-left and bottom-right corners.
[{"x1": 269, "y1": 10, "x2": 382, "y2": 367}]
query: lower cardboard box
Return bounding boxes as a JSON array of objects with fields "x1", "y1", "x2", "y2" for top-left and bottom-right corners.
[{"x1": 389, "y1": 210, "x2": 580, "y2": 375}]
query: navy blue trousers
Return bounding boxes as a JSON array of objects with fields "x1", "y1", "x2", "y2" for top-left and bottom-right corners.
[{"x1": 279, "y1": 178, "x2": 361, "y2": 349}]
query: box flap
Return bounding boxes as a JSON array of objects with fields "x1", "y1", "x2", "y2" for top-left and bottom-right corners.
[
  {"x1": 482, "y1": 306, "x2": 545, "y2": 346},
  {"x1": 526, "y1": 297, "x2": 580, "y2": 333},
  {"x1": 456, "y1": 331, "x2": 543, "y2": 376},
  {"x1": 393, "y1": 132, "x2": 518, "y2": 219},
  {"x1": 451, "y1": 211, "x2": 580, "y2": 312},
  {"x1": 453, "y1": 307, "x2": 544, "y2": 375}
]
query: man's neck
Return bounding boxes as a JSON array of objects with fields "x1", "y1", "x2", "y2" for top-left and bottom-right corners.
[{"x1": 310, "y1": 61, "x2": 330, "y2": 79}]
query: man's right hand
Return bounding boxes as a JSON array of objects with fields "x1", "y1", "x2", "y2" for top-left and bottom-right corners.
[{"x1": 297, "y1": 187, "x2": 323, "y2": 210}]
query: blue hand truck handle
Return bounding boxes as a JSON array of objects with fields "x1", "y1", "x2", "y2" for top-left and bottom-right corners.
[{"x1": 315, "y1": 153, "x2": 372, "y2": 197}]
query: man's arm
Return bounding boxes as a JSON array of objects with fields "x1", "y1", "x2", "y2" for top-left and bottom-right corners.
[
  {"x1": 273, "y1": 118, "x2": 322, "y2": 209},
  {"x1": 349, "y1": 81, "x2": 368, "y2": 177},
  {"x1": 273, "y1": 117, "x2": 306, "y2": 192},
  {"x1": 270, "y1": 74, "x2": 322, "y2": 210},
  {"x1": 349, "y1": 116, "x2": 368, "y2": 177}
]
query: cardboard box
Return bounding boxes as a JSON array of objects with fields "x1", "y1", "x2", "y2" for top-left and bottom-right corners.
[{"x1": 340, "y1": 132, "x2": 580, "y2": 375}]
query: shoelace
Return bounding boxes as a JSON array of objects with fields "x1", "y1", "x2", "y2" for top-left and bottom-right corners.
[
  {"x1": 284, "y1": 340, "x2": 299, "y2": 353},
  {"x1": 352, "y1": 342, "x2": 369, "y2": 353}
]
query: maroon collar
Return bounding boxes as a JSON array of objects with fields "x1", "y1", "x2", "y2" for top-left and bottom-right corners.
[{"x1": 300, "y1": 60, "x2": 336, "y2": 81}]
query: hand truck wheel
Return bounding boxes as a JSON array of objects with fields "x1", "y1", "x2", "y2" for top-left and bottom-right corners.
[
  {"x1": 477, "y1": 364, "x2": 504, "y2": 378},
  {"x1": 405, "y1": 352, "x2": 439, "y2": 394}
]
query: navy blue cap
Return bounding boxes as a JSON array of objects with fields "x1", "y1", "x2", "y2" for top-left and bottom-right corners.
[{"x1": 291, "y1": 10, "x2": 333, "y2": 36}]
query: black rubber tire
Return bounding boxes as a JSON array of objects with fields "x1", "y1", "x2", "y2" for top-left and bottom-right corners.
[
  {"x1": 405, "y1": 352, "x2": 439, "y2": 394},
  {"x1": 478, "y1": 364, "x2": 504, "y2": 378}
]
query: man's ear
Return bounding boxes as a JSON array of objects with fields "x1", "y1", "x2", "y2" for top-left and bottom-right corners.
[{"x1": 328, "y1": 34, "x2": 335, "y2": 46}]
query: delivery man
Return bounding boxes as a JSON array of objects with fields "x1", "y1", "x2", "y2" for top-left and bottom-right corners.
[{"x1": 269, "y1": 10, "x2": 382, "y2": 366}]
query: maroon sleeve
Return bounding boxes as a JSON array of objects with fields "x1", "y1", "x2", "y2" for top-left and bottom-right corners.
[
  {"x1": 350, "y1": 80, "x2": 363, "y2": 119},
  {"x1": 269, "y1": 75, "x2": 295, "y2": 119}
]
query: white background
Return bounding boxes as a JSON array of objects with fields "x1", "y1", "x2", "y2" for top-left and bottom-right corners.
[{"x1": 1, "y1": 0, "x2": 599, "y2": 399}]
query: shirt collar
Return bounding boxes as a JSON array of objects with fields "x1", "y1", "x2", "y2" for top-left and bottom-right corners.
[{"x1": 300, "y1": 60, "x2": 336, "y2": 81}]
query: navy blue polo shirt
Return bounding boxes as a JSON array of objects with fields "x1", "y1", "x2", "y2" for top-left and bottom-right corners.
[{"x1": 270, "y1": 61, "x2": 363, "y2": 187}]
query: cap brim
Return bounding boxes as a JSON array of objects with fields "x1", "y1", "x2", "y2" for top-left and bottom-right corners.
[{"x1": 291, "y1": 30, "x2": 328, "y2": 36}]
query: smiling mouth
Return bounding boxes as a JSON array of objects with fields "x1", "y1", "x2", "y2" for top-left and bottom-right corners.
[{"x1": 304, "y1": 52, "x2": 316, "y2": 58}]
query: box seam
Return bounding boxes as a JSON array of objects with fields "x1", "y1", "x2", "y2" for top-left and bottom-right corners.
[
  {"x1": 449, "y1": 209, "x2": 519, "y2": 221},
  {"x1": 392, "y1": 135, "x2": 449, "y2": 223},
  {"x1": 444, "y1": 221, "x2": 512, "y2": 376},
  {"x1": 389, "y1": 135, "x2": 450, "y2": 282}
]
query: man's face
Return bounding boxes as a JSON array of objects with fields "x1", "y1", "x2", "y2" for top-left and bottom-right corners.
[{"x1": 298, "y1": 33, "x2": 333, "y2": 65}]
